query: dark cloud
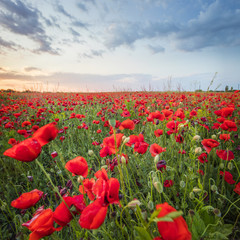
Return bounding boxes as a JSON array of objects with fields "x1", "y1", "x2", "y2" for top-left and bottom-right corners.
[
  {"x1": 105, "y1": 21, "x2": 178, "y2": 49},
  {"x1": 55, "y1": 3, "x2": 73, "y2": 19},
  {"x1": 69, "y1": 28, "x2": 81, "y2": 37},
  {"x1": 76, "y1": 3, "x2": 88, "y2": 12},
  {"x1": 81, "y1": 49, "x2": 105, "y2": 59},
  {"x1": 24, "y1": 67, "x2": 42, "y2": 72},
  {"x1": 104, "y1": 0, "x2": 240, "y2": 51},
  {"x1": 147, "y1": 44, "x2": 165, "y2": 54},
  {"x1": 0, "y1": 0, "x2": 58, "y2": 54},
  {"x1": 0, "y1": 36, "x2": 20, "y2": 52}
]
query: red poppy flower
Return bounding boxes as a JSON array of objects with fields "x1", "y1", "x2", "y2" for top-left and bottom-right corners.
[
  {"x1": 166, "y1": 120, "x2": 180, "y2": 135},
  {"x1": 8, "y1": 138, "x2": 19, "y2": 146},
  {"x1": 201, "y1": 139, "x2": 219, "y2": 154},
  {"x1": 234, "y1": 182, "x2": 240, "y2": 195},
  {"x1": 22, "y1": 121, "x2": 32, "y2": 127},
  {"x1": 220, "y1": 120, "x2": 237, "y2": 132},
  {"x1": 216, "y1": 150, "x2": 234, "y2": 161},
  {"x1": 175, "y1": 134, "x2": 184, "y2": 143},
  {"x1": 53, "y1": 195, "x2": 85, "y2": 226},
  {"x1": 154, "y1": 129, "x2": 163, "y2": 137},
  {"x1": 190, "y1": 110, "x2": 197, "y2": 117},
  {"x1": 22, "y1": 208, "x2": 62, "y2": 240},
  {"x1": 220, "y1": 171, "x2": 236, "y2": 184},
  {"x1": 134, "y1": 141, "x2": 149, "y2": 154},
  {"x1": 219, "y1": 134, "x2": 233, "y2": 142},
  {"x1": 11, "y1": 189, "x2": 43, "y2": 209},
  {"x1": 79, "y1": 199, "x2": 108, "y2": 229},
  {"x1": 79, "y1": 178, "x2": 96, "y2": 201},
  {"x1": 32, "y1": 122, "x2": 58, "y2": 146},
  {"x1": 94, "y1": 168, "x2": 109, "y2": 181},
  {"x1": 119, "y1": 119, "x2": 135, "y2": 130},
  {"x1": 156, "y1": 202, "x2": 192, "y2": 240},
  {"x1": 150, "y1": 143, "x2": 166, "y2": 157},
  {"x1": 65, "y1": 156, "x2": 88, "y2": 177},
  {"x1": 3, "y1": 138, "x2": 42, "y2": 162},
  {"x1": 221, "y1": 107, "x2": 234, "y2": 118},
  {"x1": 100, "y1": 133, "x2": 124, "y2": 157},
  {"x1": 164, "y1": 180, "x2": 174, "y2": 187},
  {"x1": 197, "y1": 169, "x2": 204, "y2": 175},
  {"x1": 198, "y1": 153, "x2": 208, "y2": 164}
]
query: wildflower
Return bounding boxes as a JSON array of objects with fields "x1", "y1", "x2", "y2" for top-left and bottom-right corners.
[
  {"x1": 4, "y1": 138, "x2": 42, "y2": 162},
  {"x1": 11, "y1": 189, "x2": 43, "y2": 209},
  {"x1": 65, "y1": 157, "x2": 88, "y2": 177},
  {"x1": 155, "y1": 202, "x2": 192, "y2": 240}
]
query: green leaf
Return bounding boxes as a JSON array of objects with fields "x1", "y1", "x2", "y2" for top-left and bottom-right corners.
[
  {"x1": 109, "y1": 118, "x2": 116, "y2": 127},
  {"x1": 165, "y1": 210, "x2": 183, "y2": 219},
  {"x1": 134, "y1": 226, "x2": 152, "y2": 240},
  {"x1": 153, "y1": 216, "x2": 174, "y2": 222},
  {"x1": 149, "y1": 208, "x2": 161, "y2": 221}
]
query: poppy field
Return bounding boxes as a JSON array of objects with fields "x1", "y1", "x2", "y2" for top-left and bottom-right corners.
[{"x1": 0, "y1": 90, "x2": 239, "y2": 240}]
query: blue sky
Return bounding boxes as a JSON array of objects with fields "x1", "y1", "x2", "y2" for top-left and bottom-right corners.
[{"x1": 0, "y1": 0, "x2": 240, "y2": 92}]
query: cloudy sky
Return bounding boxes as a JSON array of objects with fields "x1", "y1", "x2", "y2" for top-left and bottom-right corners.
[{"x1": 0, "y1": 0, "x2": 240, "y2": 92}]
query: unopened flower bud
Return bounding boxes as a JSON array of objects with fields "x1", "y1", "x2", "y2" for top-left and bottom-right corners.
[
  {"x1": 153, "y1": 181, "x2": 163, "y2": 193},
  {"x1": 88, "y1": 150, "x2": 94, "y2": 156},
  {"x1": 192, "y1": 187, "x2": 202, "y2": 193},
  {"x1": 123, "y1": 137, "x2": 130, "y2": 144},
  {"x1": 195, "y1": 147, "x2": 202, "y2": 154},
  {"x1": 77, "y1": 176, "x2": 84, "y2": 183},
  {"x1": 227, "y1": 162, "x2": 233, "y2": 170},
  {"x1": 193, "y1": 135, "x2": 201, "y2": 141},
  {"x1": 211, "y1": 134, "x2": 217, "y2": 139},
  {"x1": 189, "y1": 192, "x2": 195, "y2": 199},
  {"x1": 148, "y1": 200, "x2": 154, "y2": 210},
  {"x1": 121, "y1": 155, "x2": 127, "y2": 164},
  {"x1": 213, "y1": 208, "x2": 221, "y2": 217},
  {"x1": 219, "y1": 163, "x2": 224, "y2": 169},
  {"x1": 180, "y1": 180, "x2": 186, "y2": 188},
  {"x1": 211, "y1": 185, "x2": 218, "y2": 192},
  {"x1": 127, "y1": 199, "x2": 141, "y2": 208},
  {"x1": 154, "y1": 154, "x2": 160, "y2": 164}
]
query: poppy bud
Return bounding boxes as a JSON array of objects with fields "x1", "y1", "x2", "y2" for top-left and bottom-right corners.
[
  {"x1": 192, "y1": 187, "x2": 202, "y2": 193},
  {"x1": 189, "y1": 192, "x2": 195, "y2": 199},
  {"x1": 213, "y1": 208, "x2": 221, "y2": 217},
  {"x1": 88, "y1": 150, "x2": 94, "y2": 156},
  {"x1": 195, "y1": 147, "x2": 202, "y2": 154},
  {"x1": 211, "y1": 134, "x2": 217, "y2": 139},
  {"x1": 227, "y1": 162, "x2": 233, "y2": 170},
  {"x1": 155, "y1": 119, "x2": 159, "y2": 125},
  {"x1": 193, "y1": 135, "x2": 201, "y2": 141},
  {"x1": 127, "y1": 199, "x2": 141, "y2": 208},
  {"x1": 211, "y1": 185, "x2": 218, "y2": 192},
  {"x1": 180, "y1": 180, "x2": 185, "y2": 188},
  {"x1": 148, "y1": 200, "x2": 154, "y2": 210},
  {"x1": 154, "y1": 154, "x2": 160, "y2": 164}
]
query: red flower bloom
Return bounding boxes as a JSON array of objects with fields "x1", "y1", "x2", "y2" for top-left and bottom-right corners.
[
  {"x1": 65, "y1": 156, "x2": 88, "y2": 177},
  {"x1": 154, "y1": 129, "x2": 163, "y2": 137},
  {"x1": 198, "y1": 153, "x2": 208, "y2": 164},
  {"x1": 79, "y1": 178, "x2": 96, "y2": 201},
  {"x1": 220, "y1": 120, "x2": 237, "y2": 132},
  {"x1": 3, "y1": 138, "x2": 42, "y2": 162},
  {"x1": 79, "y1": 199, "x2": 108, "y2": 229},
  {"x1": 166, "y1": 120, "x2": 180, "y2": 135},
  {"x1": 8, "y1": 138, "x2": 19, "y2": 146},
  {"x1": 80, "y1": 175, "x2": 120, "y2": 229},
  {"x1": 216, "y1": 150, "x2": 234, "y2": 161},
  {"x1": 156, "y1": 202, "x2": 191, "y2": 240},
  {"x1": 220, "y1": 171, "x2": 236, "y2": 184},
  {"x1": 32, "y1": 122, "x2": 58, "y2": 146},
  {"x1": 197, "y1": 169, "x2": 204, "y2": 175},
  {"x1": 175, "y1": 134, "x2": 184, "y2": 143},
  {"x1": 22, "y1": 121, "x2": 32, "y2": 127},
  {"x1": 22, "y1": 208, "x2": 62, "y2": 240},
  {"x1": 11, "y1": 189, "x2": 43, "y2": 209},
  {"x1": 221, "y1": 107, "x2": 234, "y2": 118},
  {"x1": 100, "y1": 133, "x2": 124, "y2": 157},
  {"x1": 234, "y1": 182, "x2": 240, "y2": 195},
  {"x1": 164, "y1": 180, "x2": 174, "y2": 187},
  {"x1": 53, "y1": 195, "x2": 85, "y2": 226},
  {"x1": 119, "y1": 119, "x2": 135, "y2": 130},
  {"x1": 150, "y1": 143, "x2": 166, "y2": 157},
  {"x1": 201, "y1": 139, "x2": 219, "y2": 154}
]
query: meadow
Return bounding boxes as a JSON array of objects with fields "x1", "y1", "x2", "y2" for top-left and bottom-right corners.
[{"x1": 0, "y1": 90, "x2": 239, "y2": 240}]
